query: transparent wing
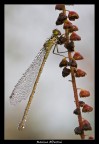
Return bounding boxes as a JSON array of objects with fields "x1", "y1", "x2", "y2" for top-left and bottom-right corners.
[{"x1": 9, "y1": 48, "x2": 46, "y2": 105}]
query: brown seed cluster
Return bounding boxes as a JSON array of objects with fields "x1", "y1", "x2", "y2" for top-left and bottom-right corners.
[{"x1": 55, "y1": 4, "x2": 93, "y2": 140}]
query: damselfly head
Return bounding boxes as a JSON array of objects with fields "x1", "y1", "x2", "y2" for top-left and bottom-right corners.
[{"x1": 52, "y1": 29, "x2": 61, "y2": 37}]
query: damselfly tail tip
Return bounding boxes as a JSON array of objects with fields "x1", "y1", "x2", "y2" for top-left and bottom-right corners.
[{"x1": 18, "y1": 123, "x2": 25, "y2": 131}]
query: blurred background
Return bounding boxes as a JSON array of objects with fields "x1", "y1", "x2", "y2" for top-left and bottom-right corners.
[{"x1": 5, "y1": 5, "x2": 94, "y2": 140}]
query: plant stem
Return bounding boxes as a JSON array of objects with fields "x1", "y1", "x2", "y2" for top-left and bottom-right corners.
[
  {"x1": 68, "y1": 52, "x2": 85, "y2": 140},
  {"x1": 63, "y1": 7, "x2": 85, "y2": 140}
]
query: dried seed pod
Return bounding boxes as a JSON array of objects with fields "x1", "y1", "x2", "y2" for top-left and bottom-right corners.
[
  {"x1": 69, "y1": 25, "x2": 78, "y2": 33},
  {"x1": 79, "y1": 101, "x2": 85, "y2": 107},
  {"x1": 82, "y1": 119, "x2": 91, "y2": 125},
  {"x1": 74, "y1": 127, "x2": 83, "y2": 135},
  {"x1": 59, "y1": 12, "x2": 67, "y2": 20},
  {"x1": 68, "y1": 59, "x2": 77, "y2": 68},
  {"x1": 64, "y1": 41, "x2": 75, "y2": 52},
  {"x1": 75, "y1": 69, "x2": 86, "y2": 77},
  {"x1": 88, "y1": 136, "x2": 94, "y2": 140},
  {"x1": 70, "y1": 32, "x2": 81, "y2": 41},
  {"x1": 62, "y1": 67, "x2": 71, "y2": 77},
  {"x1": 68, "y1": 11, "x2": 79, "y2": 21},
  {"x1": 63, "y1": 20, "x2": 73, "y2": 29},
  {"x1": 57, "y1": 35, "x2": 67, "y2": 45},
  {"x1": 59, "y1": 58, "x2": 69, "y2": 67},
  {"x1": 82, "y1": 120, "x2": 92, "y2": 131},
  {"x1": 82, "y1": 104, "x2": 93, "y2": 112},
  {"x1": 73, "y1": 52, "x2": 84, "y2": 60},
  {"x1": 55, "y1": 4, "x2": 65, "y2": 10},
  {"x1": 79, "y1": 90, "x2": 90, "y2": 98},
  {"x1": 56, "y1": 12, "x2": 67, "y2": 25},
  {"x1": 73, "y1": 108, "x2": 80, "y2": 115},
  {"x1": 52, "y1": 29, "x2": 61, "y2": 36},
  {"x1": 82, "y1": 124, "x2": 92, "y2": 131},
  {"x1": 56, "y1": 20, "x2": 64, "y2": 25}
]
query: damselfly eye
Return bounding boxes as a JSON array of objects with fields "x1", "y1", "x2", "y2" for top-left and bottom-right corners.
[{"x1": 52, "y1": 29, "x2": 61, "y2": 36}]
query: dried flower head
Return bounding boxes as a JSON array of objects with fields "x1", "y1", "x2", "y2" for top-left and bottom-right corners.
[
  {"x1": 70, "y1": 32, "x2": 81, "y2": 41},
  {"x1": 73, "y1": 108, "x2": 80, "y2": 115},
  {"x1": 73, "y1": 52, "x2": 84, "y2": 60},
  {"x1": 55, "y1": 4, "x2": 65, "y2": 10},
  {"x1": 59, "y1": 58, "x2": 69, "y2": 67},
  {"x1": 79, "y1": 90, "x2": 90, "y2": 98},
  {"x1": 74, "y1": 127, "x2": 83, "y2": 135},
  {"x1": 56, "y1": 12, "x2": 67, "y2": 25},
  {"x1": 68, "y1": 11, "x2": 79, "y2": 21},
  {"x1": 62, "y1": 67, "x2": 71, "y2": 77},
  {"x1": 82, "y1": 119, "x2": 90, "y2": 125},
  {"x1": 63, "y1": 20, "x2": 73, "y2": 29},
  {"x1": 88, "y1": 136, "x2": 94, "y2": 140},
  {"x1": 82, "y1": 104, "x2": 93, "y2": 112},
  {"x1": 75, "y1": 69, "x2": 86, "y2": 77},
  {"x1": 79, "y1": 101, "x2": 85, "y2": 107},
  {"x1": 82, "y1": 120, "x2": 92, "y2": 131},
  {"x1": 69, "y1": 25, "x2": 78, "y2": 33},
  {"x1": 56, "y1": 20, "x2": 64, "y2": 25}
]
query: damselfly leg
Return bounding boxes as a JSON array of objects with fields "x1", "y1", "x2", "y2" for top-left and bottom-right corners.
[
  {"x1": 53, "y1": 34, "x2": 68, "y2": 57},
  {"x1": 53, "y1": 43, "x2": 68, "y2": 57}
]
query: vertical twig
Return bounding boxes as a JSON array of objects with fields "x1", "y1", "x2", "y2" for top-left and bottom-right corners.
[{"x1": 63, "y1": 7, "x2": 85, "y2": 140}]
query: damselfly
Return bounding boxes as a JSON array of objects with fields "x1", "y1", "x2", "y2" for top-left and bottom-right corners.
[{"x1": 9, "y1": 29, "x2": 67, "y2": 130}]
